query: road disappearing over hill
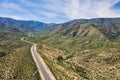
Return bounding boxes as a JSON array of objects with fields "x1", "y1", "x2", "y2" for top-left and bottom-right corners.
[{"x1": 21, "y1": 37, "x2": 56, "y2": 80}]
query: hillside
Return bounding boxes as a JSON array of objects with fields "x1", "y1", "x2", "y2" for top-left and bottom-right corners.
[
  {"x1": 40, "y1": 18, "x2": 120, "y2": 51},
  {"x1": 49, "y1": 18, "x2": 120, "y2": 40},
  {"x1": 1, "y1": 17, "x2": 120, "y2": 80},
  {"x1": 32, "y1": 18, "x2": 120, "y2": 80},
  {"x1": 0, "y1": 24, "x2": 41, "y2": 79}
]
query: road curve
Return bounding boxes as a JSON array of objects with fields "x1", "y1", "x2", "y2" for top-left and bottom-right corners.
[{"x1": 21, "y1": 37, "x2": 56, "y2": 80}]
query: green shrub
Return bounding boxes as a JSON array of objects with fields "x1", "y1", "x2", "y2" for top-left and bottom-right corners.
[{"x1": 75, "y1": 66, "x2": 89, "y2": 79}]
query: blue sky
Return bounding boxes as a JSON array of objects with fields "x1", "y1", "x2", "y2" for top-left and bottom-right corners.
[{"x1": 0, "y1": 0, "x2": 120, "y2": 23}]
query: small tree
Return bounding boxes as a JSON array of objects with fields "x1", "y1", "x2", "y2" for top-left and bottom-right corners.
[{"x1": 56, "y1": 55, "x2": 63, "y2": 62}]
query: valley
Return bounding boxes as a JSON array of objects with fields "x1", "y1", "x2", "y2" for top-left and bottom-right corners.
[
  {"x1": 1, "y1": 0, "x2": 120, "y2": 80},
  {"x1": 26, "y1": 18, "x2": 120, "y2": 80},
  {"x1": 0, "y1": 17, "x2": 120, "y2": 80}
]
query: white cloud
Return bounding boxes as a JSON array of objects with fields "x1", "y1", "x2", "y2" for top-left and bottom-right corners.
[
  {"x1": 64, "y1": 0, "x2": 80, "y2": 19},
  {"x1": 19, "y1": 0, "x2": 40, "y2": 7},
  {"x1": 19, "y1": 0, "x2": 59, "y2": 18},
  {"x1": 64, "y1": 0, "x2": 120, "y2": 19},
  {"x1": 0, "y1": 0, "x2": 120, "y2": 23},
  {"x1": 30, "y1": 0, "x2": 120, "y2": 20},
  {"x1": 2, "y1": 2, "x2": 23, "y2": 11},
  {"x1": 0, "y1": 0, "x2": 41, "y2": 21}
]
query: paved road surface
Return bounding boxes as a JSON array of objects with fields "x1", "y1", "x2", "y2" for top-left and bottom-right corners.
[{"x1": 22, "y1": 37, "x2": 56, "y2": 80}]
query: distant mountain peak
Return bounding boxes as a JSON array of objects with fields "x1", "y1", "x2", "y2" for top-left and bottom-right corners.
[{"x1": 0, "y1": 17, "x2": 56, "y2": 32}]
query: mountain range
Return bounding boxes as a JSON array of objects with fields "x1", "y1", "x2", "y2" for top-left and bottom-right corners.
[
  {"x1": 0, "y1": 17, "x2": 55, "y2": 32},
  {"x1": 0, "y1": 17, "x2": 120, "y2": 80},
  {"x1": 34, "y1": 18, "x2": 120, "y2": 80},
  {"x1": 0, "y1": 17, "x2": 120, "y2": 40},
  {"x1": 47, "y1": 18, "x2": 120, "y2": 40}
]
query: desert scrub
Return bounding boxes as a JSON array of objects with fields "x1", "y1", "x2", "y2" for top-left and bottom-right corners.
[
  {"x1": 74, "y1": 66, "x2": 90, "y2": 80},
  {"x1": 37, "y1": 44, "x2": 87, "y2": 80},
  {"x1": 0, "y1": 40, "x2": 41, "y2": 80}
]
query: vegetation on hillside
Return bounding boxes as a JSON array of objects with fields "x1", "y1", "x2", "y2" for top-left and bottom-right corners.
[
  {"x1": 0, "y1": 29, "x2": 41, "y2": 79},
  {"x1": 1, "y1": 17, "x2": 120, "y2": 80},
  {"x1": 29, "y1": 19, "x2": 120, "y2": 80}
]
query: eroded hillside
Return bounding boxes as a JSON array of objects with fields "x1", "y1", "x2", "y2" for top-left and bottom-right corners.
[{"x1": 33, "y1": 18, "x2": 120, "y2": 80}]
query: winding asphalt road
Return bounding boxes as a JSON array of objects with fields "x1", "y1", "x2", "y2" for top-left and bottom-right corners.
[{"x1": 21, "y1": 37, "x2": 56, "y2": 80}]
